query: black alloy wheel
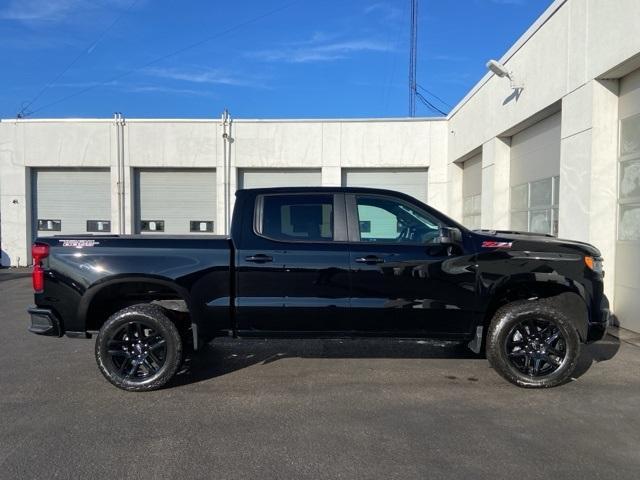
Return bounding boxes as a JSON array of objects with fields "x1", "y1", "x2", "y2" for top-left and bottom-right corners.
[
  {"x1": 486, "y1": 298, "x2": 581, "y2": 388},
  {"x1": 106, "y1": 321, "x2": 167, "y2": 381},
  {"x1": 95, "y1": 304, "x2": 183, "y2": 392},
  {"x1": 504, "y1": 317, "x2": 566, "y2": 377}
]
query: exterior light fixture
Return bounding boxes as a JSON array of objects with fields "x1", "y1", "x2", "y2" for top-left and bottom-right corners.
[{"x1": 486, "y1": 59, "x2": 523, "y2": 91}]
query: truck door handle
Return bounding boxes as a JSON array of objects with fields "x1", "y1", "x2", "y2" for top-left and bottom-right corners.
[
  {"x1": 245, "y1": 254, "x2": 273, "y2": 263},
  {"x1": 355, "y1": 255, "x2": 385, "y2": 264}
]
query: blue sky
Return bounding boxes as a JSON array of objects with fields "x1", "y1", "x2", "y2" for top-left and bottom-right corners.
[{"x1": 0, "y1": 0, "x2": 553, "y2": 119}]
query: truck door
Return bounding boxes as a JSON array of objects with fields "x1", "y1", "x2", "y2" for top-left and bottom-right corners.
[
  {"x1": 235, "y1": 192, "x2": 352, "y2": 333},
  {"x1": 345, "y1": 193, "x2": 476, "y2": 335}
]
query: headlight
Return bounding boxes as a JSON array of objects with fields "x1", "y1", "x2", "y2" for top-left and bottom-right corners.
[{"x1": 584, "y1": 256, "x2": 604, "y2": 275}]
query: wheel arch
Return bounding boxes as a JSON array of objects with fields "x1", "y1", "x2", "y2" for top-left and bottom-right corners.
[
  {"x1": 78, "y1": 275, "x2": 197, "y2": 345},
  {"x1": 481, "y1": 275, "x2": 589, "y2": 341}
]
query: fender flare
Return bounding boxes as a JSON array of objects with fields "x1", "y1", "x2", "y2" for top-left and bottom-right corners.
[
  {"x1": 77, "y1": 274, "x2": 200, "y2": 346},
  {"x1": 483, "y1": 273, "x2": 590, "y2": 341}
]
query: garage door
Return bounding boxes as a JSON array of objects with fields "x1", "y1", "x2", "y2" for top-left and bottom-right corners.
[
  {"x1": 462, "y1": 154, "x2": 482, "y2": 229},
  {"x1": 342, "y1": 168, "x2": 429, "y2": 202},
  {"x1": 135, "y1": 169, "x2": 216, "y2": 234},
  {"x1": 238, "y1": 168, "x2": 322, "y2": 189},
  {"x1": 32, "y1": 168, "x2": 111, "y2": 237},
  {"x1": 615, "y1": 68, "x2": 640, "y2": 333},
  {"x1": 509, "y1": 112, "x2": 561, "y2": 235}
]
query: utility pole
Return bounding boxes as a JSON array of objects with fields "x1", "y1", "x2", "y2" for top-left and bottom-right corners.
[{"x1": 408, "y1": 0, "x2": 418, "y2": 117}]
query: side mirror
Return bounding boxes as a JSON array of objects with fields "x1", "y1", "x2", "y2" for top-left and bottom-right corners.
[{"x1": 435, "y1": 227, "x2": 462, "y2": 246}]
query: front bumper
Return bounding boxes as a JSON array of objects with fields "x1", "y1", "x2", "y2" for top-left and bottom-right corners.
[
  {"x1": 28, "y1": 307, "x2": 62, "y2": 337},
  {"x1": 586, "y1": 297, "x2": 610, "y2": 343}
]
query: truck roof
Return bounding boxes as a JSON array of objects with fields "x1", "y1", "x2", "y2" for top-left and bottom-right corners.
[{"x1": 235, "y1": 186, "x2": 415, "y2": 196}]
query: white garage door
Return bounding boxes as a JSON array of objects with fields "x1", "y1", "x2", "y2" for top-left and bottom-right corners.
[
  {"x1": 239, "y1": 168, "x2": 322, "y2": 189},
  {"x1": 509, "y1": 112, "x2": 561, "y2": 235},
  {"x1": 462, "y1": 154, "x2": 482, "y2": 229},
  {"x1": 135, "y1": 169, "x2": 216, "y2": 234},
  {"x1": 32, "y1": 168, "x2": 111, "y2": 237},
  {"x1": 342, "y1": 168, "x2": 429, "y2": 202},
  {"x1": 615, "y1": 68, "x2": 640, "y2": 333}
]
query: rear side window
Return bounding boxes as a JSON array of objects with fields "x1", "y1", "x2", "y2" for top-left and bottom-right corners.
[{"x1": 258, "y1": 194, "x2": 334, "y2": 242}]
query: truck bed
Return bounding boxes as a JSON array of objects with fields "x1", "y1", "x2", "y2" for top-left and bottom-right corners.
[{"x1": 33, "y1": 234, "x2": 233, "y2": 337}]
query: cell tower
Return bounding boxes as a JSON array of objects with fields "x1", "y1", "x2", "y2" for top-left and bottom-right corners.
[{"x1": 408, "y1": 0, "x2": 418, "y2": 117}]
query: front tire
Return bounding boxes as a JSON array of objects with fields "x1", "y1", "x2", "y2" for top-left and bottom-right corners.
[
  {"x1": 95, "y1": 304, "x2": 183, "y2": 392},
  {"x1": 486, "y1": 299, "x2": 581, "y2": 388}
]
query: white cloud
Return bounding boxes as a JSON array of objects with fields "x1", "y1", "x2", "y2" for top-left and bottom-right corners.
[
  {"x1": 0, "y1": 0, "x2": 80, "y2": 22},
  {"x1": 0, "y1": 0, "x2": 139, "y2": 24},
  {"x1": 143, "y1": 67, "x2": 266, "y2": 88},
  {"x1": 47, "y1": 80, "x2": 215, "y2": 97},
  {"x1": 249, "y1": 38, "x2": 395, "y2": 63},
  {"x1": 487, "y1": 0, "x2": 526, "y2": 5},
  {"x1": 124, "y1": 84, "x2": 216, "y2": 97},
  {"x1": 429, "y1": 54, "x2": 469, "y2": 62},
  {"x1": 364, "y1": 2, "x2": 402, "y2": 20}
]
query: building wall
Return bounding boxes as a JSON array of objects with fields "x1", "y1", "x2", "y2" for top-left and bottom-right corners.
[
  {"x1": 0, "y1": 118, "x2": 448, "y2": 265},
  {"x1": 446, "y1": 0, "x2": 640, "y2": 326}
]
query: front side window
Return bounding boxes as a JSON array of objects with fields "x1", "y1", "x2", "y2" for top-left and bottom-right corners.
[
  {"x1": 355, "y1": 195, "x2": 442, "y2": 244},
  {"x1": 259, "y1": 194, "x2": 334, "y2": 241}
]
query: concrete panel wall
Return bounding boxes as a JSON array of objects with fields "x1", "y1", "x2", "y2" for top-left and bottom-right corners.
[
  {"x1": 0, "y1": 118, "x2": 447, "y2": 263},
  {"x1": 127, "y1": 121, "x2": 218, "y2": 168}
]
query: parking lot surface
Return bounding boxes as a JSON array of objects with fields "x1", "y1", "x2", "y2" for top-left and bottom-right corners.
[{"x1": 1, "y1": 276, "x2": 639, "y2": 479}]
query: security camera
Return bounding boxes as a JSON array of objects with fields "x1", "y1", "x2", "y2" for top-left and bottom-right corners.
[{"x1": 486, "y1": 59, "x2": 510, "y2": 78}]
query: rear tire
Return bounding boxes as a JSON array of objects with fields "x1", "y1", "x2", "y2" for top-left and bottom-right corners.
[
  {"x1": 486, "y1": 298, "x2": 581, "y2": 388},
  {"x1": 95, "y1": 304, "x2": 182, "y2": 392}
]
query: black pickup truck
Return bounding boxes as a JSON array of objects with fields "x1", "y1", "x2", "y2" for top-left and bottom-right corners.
[{"x1": 28, "y1": 187, "x2": 609, "y2": 391}]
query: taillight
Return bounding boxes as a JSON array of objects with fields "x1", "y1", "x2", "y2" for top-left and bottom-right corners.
[{"x1": 32, "y1": 243, "x2": 49, "y2": 293}]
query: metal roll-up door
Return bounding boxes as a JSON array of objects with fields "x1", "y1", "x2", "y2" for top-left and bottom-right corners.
[
  {"x1": 462, "y1": 155, "x2": 482, "y2": 229},
  {"x1": 239, "y1": 168, "x2": 322, "y2": 189},
  {"x1": 135, "y1": 169, "x2": 216, "y2": 234},
  {"x1": 32, "y1": 168, "x2": 111, "y2": 237},
  {"x1": 342, "y1": 168, "x2": 429, "y2": 202},
  {"x1": 510, "y1": 112, "x2": 561, "y2": 186},
  {"x1": 615, "y1": 68, "x2": 640, "y2": 333},
  {"x1": 509, "y1": 112, "x2": 561, "y2": 235}
]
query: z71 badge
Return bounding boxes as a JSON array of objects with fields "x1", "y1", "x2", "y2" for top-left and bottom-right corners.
[
  {"x1": 59, "y1": 239, "x2": 100, "y2": 248},
  {"x1": 481, "y1": 241, "x2": 513, "y2": 249}
]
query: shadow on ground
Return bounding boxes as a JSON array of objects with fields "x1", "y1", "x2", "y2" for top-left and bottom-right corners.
[
  {"x1": 572, "y1": 333, "x2": 621, "y2": 379},
  {"x1": 170, "y1": 334, "x2": 621, "y2": 388}
]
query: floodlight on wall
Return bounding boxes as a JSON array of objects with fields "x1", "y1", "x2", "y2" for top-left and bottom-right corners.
[{"x1": 486, "y1": 59, "x2": 523, "y2": 91}]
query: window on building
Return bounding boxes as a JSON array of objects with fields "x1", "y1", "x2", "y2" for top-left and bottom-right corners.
[
  {"x1": 259, "y1": 194, "x2": 334, "y2": 242},
  {"x1": 619, "y1": 113, "x2": 640, "y2": 241},
  {"x1": 463, "y1": 194, "x2": 481, "y2": 230},
  {"x1": 355, "y1": 195, "x2": 442, "y2": 244},
  {"x1": 510, "y1": 176, "x2": 560, "y2": 236}
]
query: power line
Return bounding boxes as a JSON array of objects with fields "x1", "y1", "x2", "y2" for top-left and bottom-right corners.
[
  {"x1": 18, "y1": 0, "x2": 141, "y2": 118},
  {"x1": 415, "y1": 90, "x2": 446, "y2": 116},
  {"x1": 417, "y1": 83, "x2": 452, "y2": 109},
  {"x1": 28, "y1": 0, "x2": 300, "y2": 116}
]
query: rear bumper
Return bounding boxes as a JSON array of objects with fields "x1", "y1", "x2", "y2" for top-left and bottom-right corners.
[{"x1": 28, "y1": 307, "x2": 62, "y2": 337}]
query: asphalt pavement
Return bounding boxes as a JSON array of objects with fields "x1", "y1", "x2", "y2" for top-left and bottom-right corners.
[{"x1": 1, "y1": 276, "x2": 639, "y2": 479}]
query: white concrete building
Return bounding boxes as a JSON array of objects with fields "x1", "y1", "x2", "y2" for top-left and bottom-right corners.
[{"x1": 1, "y1": 0, "x2": 639, "y2": 332}]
